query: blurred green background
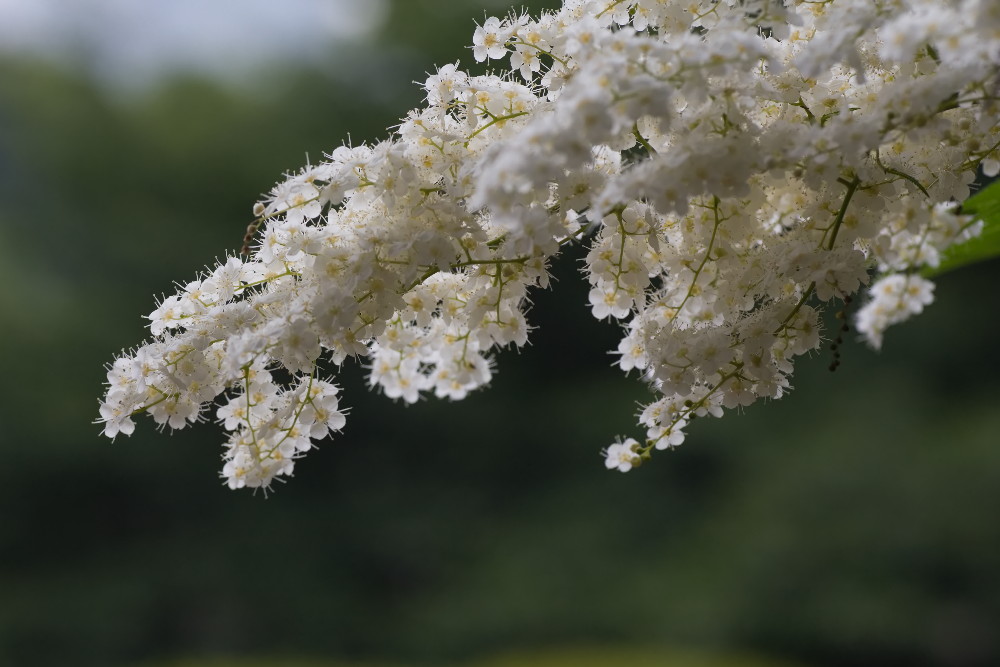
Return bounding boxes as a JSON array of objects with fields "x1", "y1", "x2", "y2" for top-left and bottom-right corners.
[{"x1": 2, "y1": 2, "x2": 999, "y2": 666}]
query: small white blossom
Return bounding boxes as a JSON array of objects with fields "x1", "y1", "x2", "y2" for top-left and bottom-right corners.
[
  {"x1": 473, "y1": 17, "x2": 512, "y2": 62},
  {"x1": 605, "y1": 438, "x2": 641, "y2": 472}
]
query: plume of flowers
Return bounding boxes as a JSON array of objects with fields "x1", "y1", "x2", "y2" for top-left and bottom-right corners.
[{"x1": 99, "y1": 0, "x2": 1000, "y2": 489}]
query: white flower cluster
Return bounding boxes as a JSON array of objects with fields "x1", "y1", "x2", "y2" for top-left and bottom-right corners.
[{"x1": 99, "y1": 0, "x2": 1000, "y2": 488}]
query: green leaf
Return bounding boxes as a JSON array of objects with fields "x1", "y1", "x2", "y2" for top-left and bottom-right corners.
[{"x1": 924, "y1": 179, "x2": 1000, "y2": 277}]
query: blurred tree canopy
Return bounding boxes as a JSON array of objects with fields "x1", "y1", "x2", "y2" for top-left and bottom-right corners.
[{"x1": 1, "y1": 1, "x2": 999, "y2": 666}]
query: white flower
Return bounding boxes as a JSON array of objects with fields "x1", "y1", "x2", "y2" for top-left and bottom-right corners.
[
  {"x1": 472, "y1": 17, "x2": 511, "y2": 62},
  {"x1": 604, "y1": 438, "x2": 641, "y2": 472},
  {"x1": 98, "y1": 402, "x2": 135, "y2": 439}
]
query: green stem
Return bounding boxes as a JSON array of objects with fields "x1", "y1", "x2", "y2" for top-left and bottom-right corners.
[
  {"x1": 826, "y1": 176, "x2": 860, "y2": 251},
  {"x1": 632, "y1": 125, "x2": 658, "y2": 156},
  {"x1": 774, "y1": 283, "x2": 815, "y2": 334},
  {"x1": 464, "y1": 111, "x2": 530, "y2": 145}
]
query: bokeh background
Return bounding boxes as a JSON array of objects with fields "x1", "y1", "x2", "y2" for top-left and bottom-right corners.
[{"x1": 2, "y1": 1, "x2": 999, "y2": 666}]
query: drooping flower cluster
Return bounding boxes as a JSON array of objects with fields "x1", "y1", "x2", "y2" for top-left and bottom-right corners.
[{"x1": 99, "y1": 0, "x2": 1000, "y2": 488}]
